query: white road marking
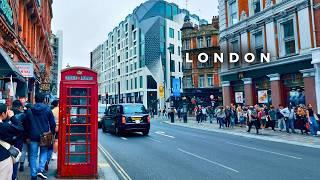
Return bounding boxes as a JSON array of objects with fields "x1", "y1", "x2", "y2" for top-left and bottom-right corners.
[
  {"x1": 147, "y1": 137, "x2": 162, "y2": 143},
  {"x1": 155, "y1": 131, "x2": 175, "y2": 139},
  {"x1": 177, "y1": 148, "x2": 239, "y2": 173},
  {"x1": 121, "y1": 137, "x2": 128, "y2": 140},
  {"x1": 98, "y1": 144, "x2": 132, "y2": 180},
  {"x1": 226, "y1": 142, "x2": 302, "y2": 160}
]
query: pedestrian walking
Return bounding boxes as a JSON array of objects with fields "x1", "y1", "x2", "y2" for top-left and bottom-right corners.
[
  {"x1": 225, "y1": 106, "x2": 231, "y2": 127},
  {"x1": 201, "y1": 106, "x2": 207, "y2": 122},
  {"x1": 237, "y1": 106, "x2": 245, "y2": 127},
  {"x1": 277, "y1": 105, "x2": 286, "y2": 131},
  {"x1": 296, "y1": 105, "x2": 308, "y2": 135},
  {"x1": 230, "y1": 106, "x2": 236, "y2": 128},
  {"x1": 25, "y1": 93, "x2": 56, "y2": 180},
  {"x1": 0, "y1": 103, "x2": 24, "y2": 180},
  {"x1": 306, "y1": 104, "x2": 319, "y2": 136},
  {"x1": 247, "y1": 105, "x2": 260, "y2": 134},
  {"x1": 11, "y1": 100, "x2": 28, "y2": 179},
  {"x1": 260, "y1": 105, "x2": 268, "y2": 128},
  {"x1": 267, "y1": 105, "x2": 276, "y2": 131},
  {"x1": 216, "y1": 106, "x2": 226, "y2": 128},
  {"x1": 282, "y1": 105, "x2": 296, "y2": 133}
]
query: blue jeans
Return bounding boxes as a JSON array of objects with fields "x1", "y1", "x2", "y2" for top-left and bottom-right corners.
[
  {"x1": 218, "y1": 117, "x2": 225, "y2": 128},
  {"x1": 47, "y1": 144, "x2": 54, "y2": 162},
  {"x1": 29, "y1": 142, "x2": 48, "y2": 177},
  {"x1": 286, "y1": 118, "x2": 296, "y2": 133},
  {"x1": 310, "y1": 117, "x2": 319, "y2": 136}
]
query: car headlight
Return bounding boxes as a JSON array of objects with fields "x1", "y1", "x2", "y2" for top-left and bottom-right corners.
[{"x1": 98, "y1": 117, "x2": 102, "y2": 122}]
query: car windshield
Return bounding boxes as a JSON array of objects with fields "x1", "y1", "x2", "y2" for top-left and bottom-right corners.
[{"x1": 123, "y1": 104, "x2": 147, "y2": 114}]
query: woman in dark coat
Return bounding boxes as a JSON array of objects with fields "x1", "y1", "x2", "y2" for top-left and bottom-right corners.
[{"x1": 296, "y1": 106, "x2": 308, "y2": 135}]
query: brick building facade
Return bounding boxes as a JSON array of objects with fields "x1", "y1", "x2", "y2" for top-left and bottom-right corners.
[{"x1": 0, "y1": 0, "x2": 53, "y2": 103}]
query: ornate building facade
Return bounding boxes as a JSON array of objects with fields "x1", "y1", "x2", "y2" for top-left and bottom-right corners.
[
  {"x1": 219, "y1": 0, "x2": 320, "y2": 113},
  {"x1": 0, "y1": 0, "x2": 53, "y2": 103},
  {"x1": 181, "y1": 16, "x2": 222, "y2": 107}
]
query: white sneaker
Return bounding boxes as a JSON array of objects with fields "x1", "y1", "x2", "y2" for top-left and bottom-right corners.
[{"x1": 51, "y1": 153, "x2": 57, "y2": 160}]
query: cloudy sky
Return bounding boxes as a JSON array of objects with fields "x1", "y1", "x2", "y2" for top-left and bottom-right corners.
[{"x1": 52, "y1": 0, "x2": 219, "y2": 68}]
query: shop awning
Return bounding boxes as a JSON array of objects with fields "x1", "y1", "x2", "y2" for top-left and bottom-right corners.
[{"x1": 0, "y1": 48, "x2": 25, "y2": 83}]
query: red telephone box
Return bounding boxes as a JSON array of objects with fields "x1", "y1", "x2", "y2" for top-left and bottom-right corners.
[{"x1": 58, "y1": 67, "x2": 98, "y2": 178}]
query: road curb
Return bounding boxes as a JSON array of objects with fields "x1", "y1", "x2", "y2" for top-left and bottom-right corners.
[
  {"x1": 98, "y1": 144, "x2": 132, "y2": 180},
  {"x1": 162, "y1": 121, "x2": 320, "y2": 149}
]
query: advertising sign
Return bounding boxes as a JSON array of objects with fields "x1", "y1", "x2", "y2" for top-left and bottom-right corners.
[
  {"x1": 258, "y1": 90, "x2": 268, "y2": 104},
  {"x1": 159, "y1": 85, "x2": 164, "y2": 98},
  {"x1": 15, "y1": 63, "x2": 34, "y2": 78},
  {"x1": 172, "y1": 78, "x2": 181, "y2": 97},
  {"x1": 235, "y1": 92, "x2": 244, "y2": 104}
]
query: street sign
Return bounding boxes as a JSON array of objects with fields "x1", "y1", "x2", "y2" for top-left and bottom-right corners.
[
  {"x1": 159, "y1": 85, "x2": 164, "y2": 98},
  {"x1": 172, "y1": 78, "x2": 180, "y2": 97},
  {"x1": 15, "y1": 63, "x2": 34, "y2": 78}
]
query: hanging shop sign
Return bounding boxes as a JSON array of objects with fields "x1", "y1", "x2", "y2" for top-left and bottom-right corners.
[
  {"x1": 15, "y1": 63, "x2": 34, "y2": 78},
  {"x1": 258, "y1": 90, "x2": 268, "y2": 104},
  {"x1": 0, "y1": 0, "x2": 14, "y2": 26}
]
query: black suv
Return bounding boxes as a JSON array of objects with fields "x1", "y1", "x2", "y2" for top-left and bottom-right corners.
[{"x1": 101, "y1": 103, "x2": 150, "y2": 136}]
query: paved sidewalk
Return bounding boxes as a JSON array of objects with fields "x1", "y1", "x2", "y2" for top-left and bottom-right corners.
[
  {"x1": 17, "y1": 150, "x2": 119, "y2": 180},
  {"x1": 162, "y1": 117, "x2": 320, "y2": 149}
]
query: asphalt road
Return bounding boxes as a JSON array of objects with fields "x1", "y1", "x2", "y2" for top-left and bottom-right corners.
[{"x1": 98, "y1": 118, "x2": 320, "y2": 180}]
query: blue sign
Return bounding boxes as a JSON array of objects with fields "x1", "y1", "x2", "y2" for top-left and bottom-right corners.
[{"x1": 172, "y1": 78, "x2": 181, "y2": 97}]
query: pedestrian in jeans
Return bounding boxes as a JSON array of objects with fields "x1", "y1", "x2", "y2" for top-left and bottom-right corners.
[
  {"x1": 225, "y1": 106, "x2": 231, "y2": 128},
  {"x1": 216, "y1": 106, "x2": 226, "y2": 128},
  {"x1": 247, "y1": 105, "x2": 260, "y2": 134},
  {"x1": 11, "y1": 100, "x2": 29, "y2": 179},
  {"x1": 307, "y1": 104, "x2": 319, "y2": 136},
  {"x1": 267, "y1": 105, "x2": 276, "y2": 131},
  {"x1": 281, "y1": 105, "x2": 296, "y2": 133},
  {"x1": 0, "y1": 103, "x2": 24, "y2": 180},
  {"x1": 25, "y1": 93, "x2": 56, "y2": 180},
  {"x1": 277, "y1": 105, "x2": 286, "y2": 131}
]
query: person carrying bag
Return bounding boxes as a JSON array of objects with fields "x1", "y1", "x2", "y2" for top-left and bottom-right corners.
[{"x1": 0, "y1": 103, "x2": 24, "y2": 180}]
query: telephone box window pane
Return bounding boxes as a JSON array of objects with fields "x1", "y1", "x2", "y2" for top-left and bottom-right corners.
[
  {"x1": 69, "y1": 107, "x2": 91, "y2": 116},
  {"x1": 66, "y1": 144, "x2": 90, "y2": 154},
  {"x1": 66, "y1": 154, "x2": 89, "y2": 164},
  {"x1": 67, "y1": 135, "x2": 90, "y2": 143},
  {"x1": 70, "y1": 116, "x2": 91, "y2": 124},
  {"x1": 70, "y1": 88, "x2": 90, "y2": 96},
  {"x1": 68, "y1": 98, "x2": 90, "y2": 106},
  {"x1": 67, "y1": 126, "x2": 90, "y2": 134}
]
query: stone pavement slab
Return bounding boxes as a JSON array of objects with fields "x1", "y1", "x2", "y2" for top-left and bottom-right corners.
[
  {"x1": 17, "y1": 151, "x2": 118, "y2": 180},
  {"x1": 162, "y1": 117, "x2": 320, "y2": 149}
]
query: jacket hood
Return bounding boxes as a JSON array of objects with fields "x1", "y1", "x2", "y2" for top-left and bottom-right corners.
[{"x1": 32, "y1": 103, "x2": 49, "y2": 114}]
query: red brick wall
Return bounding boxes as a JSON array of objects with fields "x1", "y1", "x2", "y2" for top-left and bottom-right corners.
[
  {"x1": 270, "y1": 80, "x2": 284, "y2": 108},
  {"x1": 223, "y1": 86, "x2": 232, "y2": 106},
  {"x1": 314, "y1": 0, "x2": 320, "y2": 47},
  {"x1": 244, "y1": 84, "x2": 254, "y2": 106}
]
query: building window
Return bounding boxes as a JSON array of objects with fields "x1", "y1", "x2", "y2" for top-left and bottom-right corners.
[
  {"x1": 197, "y1": 37, "x2": 203, "y2": 48},
  {"x1": 126, "y1": 80, "x2": 129, "y2": 90},
  {"x1": 170, "y1": 60, "x2": 175, "y2": 72},
  {"x1": 135, "y1": 77, "x2": 138, "y2": 89},
  {"x1": 140, "y1": 76, "x2": 143, "y2": 88},
  {"x1": 252, "y1": 0, "x2": 262, "y2": 14},
  {"x1": 207, "y1": 74, "x2": 213, "y2": 87},
  {"x1": 199, "y1": 75, "x2": 205, "y2": 88},
  {"x1": 178, "y1": 31, "x2": 181, "y2": 40},
  {"x1": 169, "y1": 28, "x2": 174, "y2": 38},
  {"x1": 283, "y1": 19, "x2": 296, "y2": 56},
  {"x1": 206, "y1": 37, "x2": 212, "y2": 47},
  {"x1": 254, "y1": 31, "x2": 263, "y2": 61},
  {"x1": 206, "y1": 56, "x2": 213, "y2": 67},
  {"x1": 133, "y1": 31, "x2": 137, "y2": 41},
  {"x1": 169, "y1": 44, "x2": 175, "y2": 54},
  {"x1": 178, "y1": 46, "x2": 181, "y2": 56},
  {"x1": 186, "y1": 76, "x2": 192, "y2": 88},
  {"x1": 184, "y1": 39, "x2": 191, "y2": 50},
  {"x1": 178, "y1": 62, "x2": 181, "y2": 72},
  {"x1": 229, "y1": 0, "x2": 238, "y2": 25}
]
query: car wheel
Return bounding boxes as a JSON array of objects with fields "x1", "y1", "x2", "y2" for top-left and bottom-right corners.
[
  {"x1": 115, "y1": 126, "x2": 121, "y2": 136},
  {"x1": 102, "y1": 123, "x2": 107, "y2": 133},
  {"x1": 142, "y1": 130, "x2": 149, "y2": 136}
]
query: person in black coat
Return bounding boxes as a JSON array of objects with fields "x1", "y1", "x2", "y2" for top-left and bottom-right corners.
[{"x1": 0, "y1": 103, "x2": 24, "y2": 180}]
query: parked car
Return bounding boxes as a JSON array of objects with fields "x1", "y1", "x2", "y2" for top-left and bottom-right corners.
[
  {"x1": 101, "y1": 103, "x2": 150, "y2": 136},
  {"x1": 98, "y1": 104, "x2": 110, "y2": 128}
]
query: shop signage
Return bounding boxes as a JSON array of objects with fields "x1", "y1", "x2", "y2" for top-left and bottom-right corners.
[
  {"x1": 40, "y1": 83, "x2": 51, "y2": 91},
  {"x1": 172, "y1": 78, "x2": 181, "y2": 97},
  {"x1": 235, "y1": 92, "x2": 244, "y2": 104},
  {"x1": 159, "y1": 85, "x2": 164, "y2": 98},
  {"x1": 0, "y1": 0, "x2": 14, "y2": 26},
  {"x1": 15, "y1": 63, "x2": 34, "y2": 78}
]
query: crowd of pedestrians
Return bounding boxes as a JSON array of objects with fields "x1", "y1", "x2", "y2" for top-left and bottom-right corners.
[
  {"x1": 0, "y1": 93, "x2": 59, "y2": 180},
  {"x1": 193, "y1": 103, "x2": 320, "y2": 136}
]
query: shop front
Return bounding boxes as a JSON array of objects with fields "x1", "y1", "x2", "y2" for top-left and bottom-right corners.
[{"x1": 0, "y1": 48, "x2": 27, "y2": 105}]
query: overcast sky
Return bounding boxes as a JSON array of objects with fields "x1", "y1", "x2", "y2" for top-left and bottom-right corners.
[{"x1": 52, "y1": 0, "x2": 219, "y2": 68}]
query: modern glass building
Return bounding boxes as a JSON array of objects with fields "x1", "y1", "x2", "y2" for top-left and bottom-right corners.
[{"x1": 91, "y1": 0, "x2": 207, "y2": 111}]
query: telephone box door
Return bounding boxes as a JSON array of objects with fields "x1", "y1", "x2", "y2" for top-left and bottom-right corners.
[{"x1": 58, "y1": 84, "x2": 98, "y2": 177}]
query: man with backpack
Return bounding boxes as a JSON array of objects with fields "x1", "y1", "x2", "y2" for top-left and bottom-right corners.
[{"x1": 25, "y1": 93, "x2": 56, "y2": 180}]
